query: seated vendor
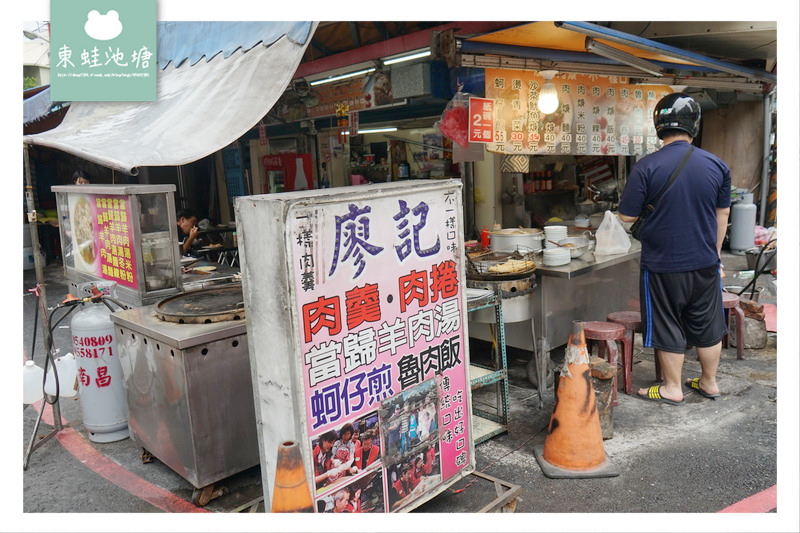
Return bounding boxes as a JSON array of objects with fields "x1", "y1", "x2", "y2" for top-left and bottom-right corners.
[{"x1": 176, "y1": 210, "x2": 200, "y2": 256}]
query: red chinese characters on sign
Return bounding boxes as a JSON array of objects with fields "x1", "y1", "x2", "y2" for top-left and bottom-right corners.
[
  {"x1": 349, "y1": 110, "x2": 359, "y2": 136},
  {"x1": 468, "y1": 97, "x2": 495, "y2": 143}
]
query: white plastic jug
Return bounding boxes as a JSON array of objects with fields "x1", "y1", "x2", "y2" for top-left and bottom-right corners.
[
  {"x1": 44, "y1": 352, "x2": 79, "y2": 398},
  {"x1": 23, "y1": 360, "x2": 44, "y2": 404}
]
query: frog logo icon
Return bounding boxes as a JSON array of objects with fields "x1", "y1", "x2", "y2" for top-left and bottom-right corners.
[{"x1": 84, "y1": 10, "x2": 123, "y2": 41}]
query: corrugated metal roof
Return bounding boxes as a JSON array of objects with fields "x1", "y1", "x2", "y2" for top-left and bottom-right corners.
[{"x1": 157, "y1": 21, "x2": 314, "y2": 68}]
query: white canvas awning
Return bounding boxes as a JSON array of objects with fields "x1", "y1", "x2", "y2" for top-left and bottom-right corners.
[{"x1": 24, "y1": 23, "x2": 317, "y2": 175}]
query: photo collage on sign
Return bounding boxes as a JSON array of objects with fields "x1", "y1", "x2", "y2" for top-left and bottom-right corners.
[
  {"x1": 311, "y1": 411, "x2": 382, "y2": 499},
  {"x1": 316, "y1": 470, "x2": 385, "y2": 513},
  {"x1": 378, "y1": 378, "x2": 442, "y2": 511},
  {"x1": 310, "y1": 377, "x2": 442, "y2": 512}
]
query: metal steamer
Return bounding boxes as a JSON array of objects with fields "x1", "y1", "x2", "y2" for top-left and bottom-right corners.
[
  {"x1": 466, "y1": 250, "x2": 545, "y2": 405},
  {"x1": 110, "y1": 284, "x2": 259, "y2": 506}
]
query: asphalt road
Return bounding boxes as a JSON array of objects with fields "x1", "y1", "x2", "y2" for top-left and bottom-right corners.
[{"x1": 17, "y1": 252, "x2": 796, "y2": 532}]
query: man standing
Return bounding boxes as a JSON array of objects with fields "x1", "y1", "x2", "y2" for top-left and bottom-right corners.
[{"x1": 618, "y1": 93, "x2": 731, "y2": 405}]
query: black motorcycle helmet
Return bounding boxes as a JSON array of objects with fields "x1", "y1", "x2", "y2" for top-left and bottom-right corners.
[{"x1": 653, "y1": 93, "x2": 701, "y2": 139}]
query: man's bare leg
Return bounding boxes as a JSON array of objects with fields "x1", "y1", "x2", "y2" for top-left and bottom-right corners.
[
  {"x1": 638, "y1": 349, "x2": 684, "y2": 401},
  {"x1": 692, "y1": 341, "x2": 722, "y2": 394}
]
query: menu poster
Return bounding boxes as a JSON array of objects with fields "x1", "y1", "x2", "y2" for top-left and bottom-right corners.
[
  {"x1": 484, "y1": 68, "x2": 673, "y2": 157},
  {"x1": 289, "y1": 186, "x2": 472, "y2": 512},
  {"x1": 67, "y1": 193, "x2": 138, "y2": 289},
  {"x1": 468, "y1": 97, "x2": 495, "y2": 143}
]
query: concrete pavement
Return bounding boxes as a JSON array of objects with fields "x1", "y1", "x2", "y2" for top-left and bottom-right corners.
[{"x1": 17, "y1": 251, "x2": 796, "y2": 531}]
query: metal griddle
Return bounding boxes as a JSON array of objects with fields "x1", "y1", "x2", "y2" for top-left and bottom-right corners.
[{"x1": 154, "y1": 284, "x2": 245, "y2": 324}]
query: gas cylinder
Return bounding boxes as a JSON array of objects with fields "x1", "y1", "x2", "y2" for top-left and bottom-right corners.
[
  {"x1": 71, "y1": 301, "x2": 129, "y2": 442},
  {"x1": 398, "y1": 161, "x2": 410, "y2": 178},
  {"x1": 730, "y1": 193, "x2": 757, "y2": 255}
]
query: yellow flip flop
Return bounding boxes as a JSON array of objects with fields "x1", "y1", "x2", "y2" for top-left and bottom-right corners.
[
  {"x1": 685, "y1": 378, "x2": 721, "y2": 400},
  {"x1": 637, "y1": 385, "x2": 685, "y2": 406}
]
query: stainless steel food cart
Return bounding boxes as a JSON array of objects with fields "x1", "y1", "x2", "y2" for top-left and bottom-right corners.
[
  {"x1": 52, "y1": 184, "x2": 182, "y2": 306},
  {"x1": 530, "y1": 239, "x2": 641, "y2": 397},
  {"x1": 110, "y1": 287, "x2": 259, "y2": 505}
]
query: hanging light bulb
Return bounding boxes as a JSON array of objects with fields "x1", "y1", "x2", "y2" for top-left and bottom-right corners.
[{"x1": 537, "y1": 70, "x2": 560, "y2": 115}]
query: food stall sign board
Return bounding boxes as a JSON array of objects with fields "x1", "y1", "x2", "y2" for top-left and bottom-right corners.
[
  {"x1": 485, "y1": 68, "x2": 673, "y2": 156},
  {"x1": 66, "y1": 192, "x2": 139, "y2": 290},
  {"x1": 236, "y1": 180, "x2": 474, "y2": 513},
  {"x1": 468, "y1": 97, "x2": 495, "y2": 143}
]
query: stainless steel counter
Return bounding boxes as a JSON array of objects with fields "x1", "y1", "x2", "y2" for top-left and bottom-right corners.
[
  {"x1": 182, "y1": 261, "x2": 240, "y2": 292},
  {"x1": 530, "y1": 238, "x2": 641, "y2": 399},
  {"x1": 111, "y1": 303, "x2": 246, "y2": 350},
  {"x1": 535, "y1": 239, "x2": 641, "y2": 279}
]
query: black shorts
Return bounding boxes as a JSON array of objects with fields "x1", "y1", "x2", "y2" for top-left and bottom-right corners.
[{"x1": 640, "y1": 264, "x2": 727, "y2": 353}]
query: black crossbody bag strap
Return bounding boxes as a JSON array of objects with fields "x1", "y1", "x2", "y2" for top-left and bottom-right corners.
[{"x1": 640, "y1": 145, "x2": 694, "y2": 216}]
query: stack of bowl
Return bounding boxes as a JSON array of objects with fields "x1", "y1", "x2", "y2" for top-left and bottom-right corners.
[
  {"x1": 544, "y1": 225, "x2": 568, "y2": 248},
  {"x1": 542, "y1": 247, "x2": 571, "y2": 266}
]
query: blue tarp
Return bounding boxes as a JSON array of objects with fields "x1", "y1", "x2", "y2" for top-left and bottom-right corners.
[
  {"x1": 156, "y1": 21, "x2": 314, "y2": 69},
  {"x1": 24, "y1": 87, "x2": 53, "y2": 125}
]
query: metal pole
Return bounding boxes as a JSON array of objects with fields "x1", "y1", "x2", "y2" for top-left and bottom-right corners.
[
  {"x1": 463, "y1": 162, "x2": 476, "y2": 239},
  {"x1": 758, "y1": 91, "x2": 774, "y2": 227},
  {"x1": 23, "y1": 145, "x2": 63, "y2": 469}
]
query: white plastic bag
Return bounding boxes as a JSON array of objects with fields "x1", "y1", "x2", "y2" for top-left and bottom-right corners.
[{"x1": 594, "y1": 211, "x2": 631, "y2": 255}]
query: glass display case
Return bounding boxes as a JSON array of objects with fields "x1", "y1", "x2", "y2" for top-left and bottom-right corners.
[{"x1": 52, "y1": 184, "x2": 182, "y2": 306}]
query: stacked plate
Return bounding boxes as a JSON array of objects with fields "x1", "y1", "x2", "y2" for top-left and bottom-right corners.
[
  {"x1": 544, "y1": 225, "x2": 568, "y2": 248},
  {"x1": 542, "y1": 247, "x2": 571, "y2": 266}
]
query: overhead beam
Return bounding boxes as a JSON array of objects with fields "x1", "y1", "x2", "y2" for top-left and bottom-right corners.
[
  {"x1": 349, "y1": 22, "x2": 362, "y2": 48},
  {"x1": 293, "y1": 21, "x2": 519, "y2": 80},
  {"x1": 373, "y1": 21, "x2": 389, "y2": 40}
]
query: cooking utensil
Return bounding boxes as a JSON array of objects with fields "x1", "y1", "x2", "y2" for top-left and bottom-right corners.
[
  {"x1": 557, "y1": 237, "x2": 590, "y2": 258},
  {"x1": 490, "y1": 228, "x2": 544, "y2": 253}
]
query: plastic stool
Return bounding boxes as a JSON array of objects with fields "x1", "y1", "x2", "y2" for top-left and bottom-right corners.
[
  {"x1": 582, "y1": 321, "x2": 625, "y2": 406},
  {"x1": 722, "y1": 292, "x2": 745, "y2": 360},
  {"x1": 607, "y1": 311, "x2": 663, "y2": 395}
]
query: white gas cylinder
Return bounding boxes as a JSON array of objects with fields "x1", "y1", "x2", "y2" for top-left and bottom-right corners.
[
  {"x1": 730, "y1": 193, "x2": 757, "y2": 255},
  {"x1": 71, "y1": 302, "x2": 129, "y2": 442}
]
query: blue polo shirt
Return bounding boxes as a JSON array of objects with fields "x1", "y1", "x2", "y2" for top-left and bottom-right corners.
[{"x1": 619, "y1": 141, "x2": 731, "y2": 273}]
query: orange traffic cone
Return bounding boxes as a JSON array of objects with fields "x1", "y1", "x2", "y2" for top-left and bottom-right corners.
[
  {"x1": 534, "y1": 321, "x2": 619, "y2": 478},
  {"x1": 271, "y1": 440, "x2": 314, "y2": 512}
]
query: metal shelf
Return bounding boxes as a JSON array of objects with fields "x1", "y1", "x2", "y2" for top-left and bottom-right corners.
[{"x1": 467, "y1": 289, "x2": 510, "y2": 444}]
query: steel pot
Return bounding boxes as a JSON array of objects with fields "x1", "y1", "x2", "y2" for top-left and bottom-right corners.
[{"x1": 490, "y1": 228, "x2": 544, "y2": 253}]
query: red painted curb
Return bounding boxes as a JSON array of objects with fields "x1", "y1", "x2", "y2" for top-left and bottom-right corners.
[
  {"x1": 718, "y1": 485, "x2": 777, "y2": 513},
  {"x1": 55, "y1": 427, "x2": 210, "y2": 513},
  {"x1": 26, "y1": 372, "x2": 209, "y2": 513}
]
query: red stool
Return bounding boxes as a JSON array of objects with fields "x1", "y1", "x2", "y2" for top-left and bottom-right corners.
[
  {"x1": 582, "y1": 321, "x2": 625, "y2": 406},
  {"x1": 722, "y1": 292, "x2": 745, "y2": 360},
  {"x1": 607, "y1": 311, "x2": 663, "y2": 395}
]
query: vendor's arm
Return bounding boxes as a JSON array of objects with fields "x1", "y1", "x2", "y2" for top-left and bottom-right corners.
[
  {"x1": 618, "y1": 213, "x2": 638, "y2": 223},
  {"x1": 715, "y1": 207, "x2": 730, "y2": 257}
]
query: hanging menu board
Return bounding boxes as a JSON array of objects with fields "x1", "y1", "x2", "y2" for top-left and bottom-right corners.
[{"x1": 484, "y1": 68, "x2": 673, "y2": 157}]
